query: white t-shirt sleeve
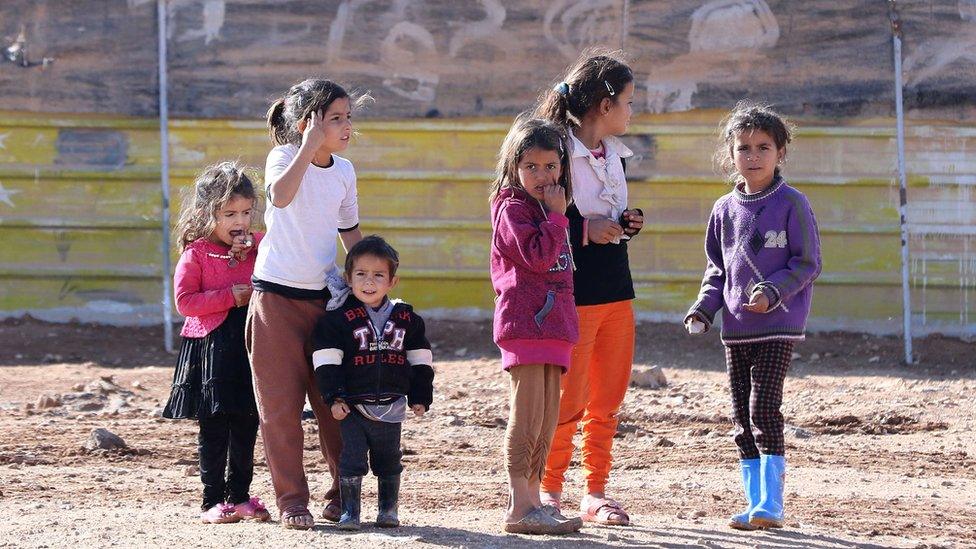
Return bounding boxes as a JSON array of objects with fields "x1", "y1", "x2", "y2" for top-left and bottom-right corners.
[
  {"x1": 265, "y1": 145, "x2": 296, "y2": 193},
  {"x1": 337, "y1": 163, "x2": 359, "y2": 230}
]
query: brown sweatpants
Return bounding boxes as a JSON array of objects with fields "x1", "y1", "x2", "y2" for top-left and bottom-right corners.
[
  {"x1": 245, "y1": 290, "x2": 342, "y2": 516},
  {"x1": 505, "y1": 363, "x2": 561, "y2": 482}
]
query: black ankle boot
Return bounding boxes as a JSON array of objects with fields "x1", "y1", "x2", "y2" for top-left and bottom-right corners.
[
  {"x1": 338, "y1": 476, "x2": 362, "y2": 530},
  {"x1": 375, "y1": 474, "x2": 400, "y2": 527}
]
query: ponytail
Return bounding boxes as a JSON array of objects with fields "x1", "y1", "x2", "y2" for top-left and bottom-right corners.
[
  {"x1": 534, "y1": 83, "x2": 579, "y2": 128},
  {"x1": 266, "y1": 97, "x2": 288, "y2": 146},
  {"x1": 534, "y1": 48, "x2": 632, "y2": 130}
]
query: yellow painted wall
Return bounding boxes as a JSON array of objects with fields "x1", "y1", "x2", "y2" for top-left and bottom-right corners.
[{"x1": 0, "y1": 111, "x2": 973, "y2": 335}]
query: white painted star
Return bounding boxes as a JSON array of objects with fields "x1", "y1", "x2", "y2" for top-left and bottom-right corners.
[{"x1": 0, "y1": 181, "x2": 20, "y2": 207}]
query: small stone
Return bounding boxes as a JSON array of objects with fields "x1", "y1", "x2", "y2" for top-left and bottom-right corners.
[
  {"x1": 676, "y1": 511, "x2": 687, "y2": 519},
  {"x1": 131, "y1": 381, "x2": 146, "y2": 390},
  {"x1": 453, "y1": 347, "x2": 468, "y2": 357},
  {"x1": 692, "y1": 510, "x2": 706, "y2": 518},
  {"x1": 606, "y1": 532, "x2": 620, "y2": 542},
  {"x1": 868, "y1": 356, "x2": 881, "y2": 363},
  {"x1": 791, "y1": 352, "x2": 802, "y2": 361},
  {"x1": 36, "y1": 394, "x2": 61, "y2": 409},
  {"x1": 786, "y1": 424, "x2": 814, "y2": 439},
  {"x1": 71, "y1": 383, "x2": 86, "y2": 392},
  {"x1": 655, "y1": 437, "x2": 675, "y2": 447},
  {"x1": 809, "y1": 353, "x2": 821, "y2": 361},
  {"x1": 84, "y1": 428, "x2": 127, "y2": 451},
  {"x1": 630, "y1": 365, "x2": 668, "y2": 389}
]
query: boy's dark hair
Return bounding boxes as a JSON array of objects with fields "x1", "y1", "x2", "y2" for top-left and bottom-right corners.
[
  {"x1": 716, "y1": 100, "x2": 794, "y2": 183},
  {"x1": 345, "y1": 235, "x2": 400, "y2": 277},
  {"x1": 534, "y1": 48, "x2": 633, "y2": 129},
  {"x1": 266, "y1": 78, "x2": 370, "y2": 146}
]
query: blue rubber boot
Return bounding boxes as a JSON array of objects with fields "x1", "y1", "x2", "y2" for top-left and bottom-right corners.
[
  {"x1": 749, "y1": 454, "x2": 785, "y2": 528},
  {"x1": 729, "y1": 458, "x2": 760, "y2": 530}
]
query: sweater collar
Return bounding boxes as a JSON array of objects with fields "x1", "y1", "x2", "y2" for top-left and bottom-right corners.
[{"x1": 733, "y1": 176, "x2": 785, "y2": 203}]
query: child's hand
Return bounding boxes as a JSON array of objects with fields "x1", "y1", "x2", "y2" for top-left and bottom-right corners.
[
  {"x1": 684, "y1": 313, "x2": 706, "y2": 335},
  {"x1": 621, "y1": 209, "x2": 644, "y2": 235},
  {"x1": 231, "y1": 284, "x2": 253, "y2": 307},
  {"x1": 542, "y1": 183, "x2": 567, "y2": 216},
  {"x1": 229, "y1": 232, "x2": 253, "y2": 258},
  {"x1": 743, "y1": 290, "x2": 770, "y2": 313},
  {"x1": 300, "y1": 109, "x2": 327, "y2": 152},
  {"x1": 587, "y1": 218, "x2": 624, "y2": 244},
  {"x1": 331, "y1": 401, "x2": 350, "y2": 420},
  {"x1": 411, "y1": 404, "x2": 426, "y2": 417}
]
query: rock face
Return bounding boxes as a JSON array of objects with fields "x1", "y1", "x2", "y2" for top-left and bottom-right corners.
[
  {"x1": 84, "y1": 428, "x2": 127, "y2": 452},
  {"x1": 631, "y1": 365, "x2": 668, "y2": 389}
]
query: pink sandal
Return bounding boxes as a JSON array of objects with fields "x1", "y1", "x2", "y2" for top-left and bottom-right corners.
[
  {"x1": 233, "y1": 497, "x2": 271, "y2": 521},
  {"x1": 201, "y1": 503, "x2": 240, "y2": 524},
  {"x1": 580, "y1": 497, "x2": 631, "y2": 526}
]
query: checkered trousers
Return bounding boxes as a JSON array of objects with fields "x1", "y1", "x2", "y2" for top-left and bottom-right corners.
[{"x1": 725, "y1": 340, "x2": 794, "y2": 459}]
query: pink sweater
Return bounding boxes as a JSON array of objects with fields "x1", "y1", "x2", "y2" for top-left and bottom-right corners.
[
  {"x1": 490, "y1": 187, "x2": 578, "y2": 370},
  {"x1": 174, "y1": 234, "x2": 264, "y2": 338}
]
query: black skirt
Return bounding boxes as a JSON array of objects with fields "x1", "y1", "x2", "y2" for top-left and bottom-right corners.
[{"x1": 162, "y1": 306, "x2": 258, "y2": 419}]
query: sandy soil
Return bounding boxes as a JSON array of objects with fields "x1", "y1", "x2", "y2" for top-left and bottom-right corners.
[{"x1": 0, "y1": 317, "x2": 973, "y2": 548}]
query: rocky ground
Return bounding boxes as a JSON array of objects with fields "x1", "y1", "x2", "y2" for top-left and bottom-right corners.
[{"x1": 0, "y1": 317, "x2": 973, "y2": 548}]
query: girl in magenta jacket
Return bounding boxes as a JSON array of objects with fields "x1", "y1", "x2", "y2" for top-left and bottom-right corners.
[
  {"x1": 163, "y1": 162, "x2": 270, "y2": 525},
  {"x1": 489, "y1": 117, "x2": 581, "y2": 535}
]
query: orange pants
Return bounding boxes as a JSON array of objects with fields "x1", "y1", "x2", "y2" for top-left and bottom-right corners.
[{"x1": 542, "y1": 300, "x2": 635, "y2": 494}]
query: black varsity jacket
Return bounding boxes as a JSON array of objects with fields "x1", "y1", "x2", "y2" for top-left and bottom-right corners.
[{"x1": 311, "y1": 296, "x2": 435, "y2": 410}]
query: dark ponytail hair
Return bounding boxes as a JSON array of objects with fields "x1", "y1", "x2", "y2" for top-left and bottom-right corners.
[
  {"x1": 266, "y1": 78, "x2": 371, "y2": 146},
  {"x1": 715, "y1": 100, "x2": 794, "y2": 183},
  {"x1": 535, "y1": 48, "x2": 633, "y2": 129}
]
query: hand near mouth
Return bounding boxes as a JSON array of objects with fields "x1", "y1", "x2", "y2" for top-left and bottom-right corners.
[
  {"x1": 229, "y1": 230, "x2": 254, "y2": 260},
  {"x1": 541, "y1": 180, "x2": 567, "y2": 215}
]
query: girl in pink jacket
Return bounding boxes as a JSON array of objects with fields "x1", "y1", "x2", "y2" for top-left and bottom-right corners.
[
  {"x1": 163, "y1": 162, "x2": 271, "y2": 525},
  {"x1": 489, "y1": 117, "x2": 581, "y2": 535}
]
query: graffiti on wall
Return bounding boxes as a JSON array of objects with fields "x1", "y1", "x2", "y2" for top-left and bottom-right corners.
[
  {"x1": 325, "y1": 0, "x2": 512, "y2": 103},
  {"x1": 645, "y1": 0, "x2": 779, "y2": 113}
]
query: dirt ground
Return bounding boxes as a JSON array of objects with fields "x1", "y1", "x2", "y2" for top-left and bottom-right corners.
[{"x1": 0, "y1": 316, "x2": 973, "y2": 549}]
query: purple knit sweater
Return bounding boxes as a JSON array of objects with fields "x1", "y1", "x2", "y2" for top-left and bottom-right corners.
[{"x1": 687, "y1": 177, "x2": 822, "y2": 344}]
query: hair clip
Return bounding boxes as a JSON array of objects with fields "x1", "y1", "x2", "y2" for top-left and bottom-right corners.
[
  {"x1": 554, "y1": 81, "x2": 570, "y2": 97},
  {"x1": 604, "y1": 80, "x2": 615, "y2": 96}
]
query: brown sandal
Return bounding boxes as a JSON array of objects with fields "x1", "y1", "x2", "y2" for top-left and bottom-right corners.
[
  {"x1": 280, "y1": 506, "x2": 315, "y2": 530},
  {"x1": 581, "y1": 497, "x2": 630, "y2": 526},
  {"x1": 321, "y1": 499, "x2": 341, "y2": 523}
]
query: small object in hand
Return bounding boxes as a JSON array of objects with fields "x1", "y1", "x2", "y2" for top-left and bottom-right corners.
[
  {"x1": 687, "y1": 319, "x2": 705, "y2": 334},
  {"x1": 227, "y1": 257, "x2": 239, "y2": 268},
  {"x1": 243, "y1": 235, "x2": 254, "y2": 248}
]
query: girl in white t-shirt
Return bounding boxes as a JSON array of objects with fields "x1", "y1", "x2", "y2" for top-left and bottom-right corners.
[{"x1": 247, "y1": 78, "x2": 367, "y2": 530}]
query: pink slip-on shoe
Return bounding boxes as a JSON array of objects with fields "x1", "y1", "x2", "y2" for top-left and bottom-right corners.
[
  {"x1": 201, "y1": 503, "x2": 240, "y2": 524},
  {"x1": 233, "y1": 497, "x2": 271, "y2": 521}
]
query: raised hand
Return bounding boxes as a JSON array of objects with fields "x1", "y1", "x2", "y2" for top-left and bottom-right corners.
[{"x1": 300, "y1": 109, "x2": 327, "y2": 152}]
